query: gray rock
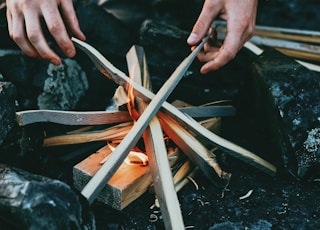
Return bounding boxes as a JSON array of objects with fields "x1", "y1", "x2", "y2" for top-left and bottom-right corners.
[{"x1": 37, "y1": 59, "x2": 88, "y2": 110}]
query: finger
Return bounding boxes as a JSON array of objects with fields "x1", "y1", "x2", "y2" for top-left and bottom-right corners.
[
  {"x1": 24, "y1": 6, "x2": 61, "y2": 65},
  {"x1": 200, "y1": 19, "x2": 249, "y2": 74},
  {"x1": 200, "y1": 43, "x2": 237, "y2": 74},
  {"x1": 203, "y1": 40, "x2": 221, "y2": 53},
  {"x1": 41, "y1": 2, "x2": 76, "y2": 58},
  {"x1": 60, "y1": 0, "x2": 86, "y2": 40},
  {"x1": 6, "y1": 8, "x2": 13, "y2": 36},
  {"x1": 197, "y1": 49, "x2": 220, "y2": 63},
  {"x1": 10, "y1": 9, "x2": 40, "y2": 58},
  {"x1": 187, "y1": 0, "x2": 221, "y2": 45}
]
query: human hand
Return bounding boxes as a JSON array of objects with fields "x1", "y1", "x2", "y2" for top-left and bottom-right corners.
[
  {"x1": 187, "y1": 0, "x2": 258, "y2": 74},
  {"x1": 6, "y1": 0, "x2": 86, "y2": 66}
]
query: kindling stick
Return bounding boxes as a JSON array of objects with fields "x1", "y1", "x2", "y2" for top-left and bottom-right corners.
[
  {"x1": 79, "y1": 33, "x2": 210, "y2": 204},
  {"x1": 127, "y1": 45, "x2": 185, "y2": 229},
  {"x1": 16, "y1": 105, "x2": 235, "y2": 127},
  {"x1": 16, "y1": 110, "x2": 131, "y2": 126}
]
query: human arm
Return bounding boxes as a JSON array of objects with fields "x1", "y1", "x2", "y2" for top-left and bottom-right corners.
[
  {"x1": 187, "y1": 0, "x2": 258, "y2": 74},
  {"x1": 6, "y1": 0, "x2": 86, "y2": 65}
]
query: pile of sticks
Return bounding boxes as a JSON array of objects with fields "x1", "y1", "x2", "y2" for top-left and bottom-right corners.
[
  {"x1": 214, "y1": 21, "x2": 320, "y2": 72},
  {"x1": 16, "y1": 34, "x2": 277, "y2": 229}
]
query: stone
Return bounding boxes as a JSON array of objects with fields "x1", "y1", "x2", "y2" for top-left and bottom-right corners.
[
  {"x1": 37, "y1": 59, "x2": 88, "y2": 110},
  {"x1": 0, "y1": 165, "x2": 95, "y2": 230},
  {"x1": 250, "y1": 48, "x2": 320, "y2": 178},
  {"x1": 0, "y1": 82, "x2": 16, "y2": 146}
]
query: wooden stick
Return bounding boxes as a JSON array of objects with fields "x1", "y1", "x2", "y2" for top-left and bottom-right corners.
[
  {"x1": 72, "y1": 37, "x2": 276, "y2": 176},
  {"x1": 79, "y1": 34, "x2": 209, "y2": 204},
  {"x1": 245, "y1": 41, "x2": 320, "y2": 72},
  {"x1": 16, "y1": 110, "x2": 131, "y2": 126},
  {"x1": 214, "y1": 20, "x2": 320, "y2": 44},
  {"x1": 249, "y1": 36, "x2": 320, "y2": 55},
  {"x1": 173, "y1": 160, "x2": 198, "y2": 192},
  {"x1": 275, "y1": 47, "x2": 320, "y2": 62},
  {"x1": 43, "y1": 122, "x2": 132, "y2": 146},
  {"x1": 158, "y1": 111, "x2": 231, "y2": 188},
  {"x1": 127, "y1": 45, "x2": 185, "y2": 229},
  {"x1": 294, "y1": 60, "x2": 320, "y2": 72},
  {"x1": 73, "y1": 144, "x2": 152, "y2": 210},
  {"x1": 214, "y1": 21, "x2": 320, "y2": 62}
]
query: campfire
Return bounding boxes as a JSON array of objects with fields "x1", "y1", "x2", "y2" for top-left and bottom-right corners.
[
  {"x1": 16, "y1": 35, "x2": 277, "y2": 228},
  {"x1": 1, "y1": 1, "x2": 320, "y2": 229}
]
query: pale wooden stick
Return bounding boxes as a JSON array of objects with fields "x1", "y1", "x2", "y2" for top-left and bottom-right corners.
[
  {"x1": 173, "y1": 160, "x2": 197, "y2": 192},
  {"x1": 249, "y1": 36, "x2": 320, "y2": 56},
  {"x1": 43, "y1": 122, "x2": 132, "y2": 146},
  {"x1": 80, "y1": 34, "x2": 209, "y2": 204},
  {"x1": 215, "y1": 21, "x2": 320, "y2": 63},
  {"x1": 158, "y1": 111, "x2": 231, "y2": 188},
  {"x1": 16, "y1": 110, "x2": 131, "y2": 126},
  {"x1": 127, "y1": 45, "x2": 185, "y2": 229},
  {"x1": 214, "y1": 20, "x2": 320, "y2": 44}
]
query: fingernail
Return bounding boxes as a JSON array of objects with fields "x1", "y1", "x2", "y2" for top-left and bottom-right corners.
[
  {"x1": 201, "y1": 66, "x2": 208, "y2": 74},
  {"x1": 51, "y1": 59, "x2": 61, "y2": 66},
  {"x1": 66, "y1": 49, "x2": 75, "y2": 57},
  {"x1": 187, "y1": 33, "x2": 198, "y2": 44}
]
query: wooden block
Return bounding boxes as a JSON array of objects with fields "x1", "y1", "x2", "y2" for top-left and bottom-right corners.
[{"x1": 73, "y1": 145, "x2": 152, "y2": 210}]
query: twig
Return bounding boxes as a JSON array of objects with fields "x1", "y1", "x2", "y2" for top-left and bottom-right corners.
[{"x1": 43, "y1": 122, "x2": 132, "y2": 146}]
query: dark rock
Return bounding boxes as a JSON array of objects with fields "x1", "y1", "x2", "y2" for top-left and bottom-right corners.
[
  {"x1": 75, "y1": 1, "x2": 135, "y2": 62},
  {"x1": 71, "y1": 1, "x2": 137, "y2": 110},
  {"x1": 138, "y1": 19, "x2": 246, "y2": 105},
  {"x1": 250, "y1": 48, "x2": 320, "y2": 178},
  {"x1": 0, "y1": 165, "x2": 95, "y2": 230},
  {"x1": 140, "y1": 19, "x2": 190, "y2": 57},
  {"x1": 0, "y1": 53, "x2": 44, "y2": 110},
  {"x1": 256, "y1": 0, "x2": 320, "y2": 30},
  {"x1": 0, "y1": 82, "x2": 16, "y2": 146}
]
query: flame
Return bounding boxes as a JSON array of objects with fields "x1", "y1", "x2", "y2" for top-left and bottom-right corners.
[
  {"x1": 99, "y1": 65, "x2": 149, "y2": 166},
  {"x1": 126, "y1": 64, "x2": 142, "y2": 121},
  {"x1": 100, "y1": 142, "x2": 148, "y2": 166}
]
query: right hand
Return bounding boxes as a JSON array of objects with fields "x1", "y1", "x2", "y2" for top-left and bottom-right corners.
[
  {"x1": 6, "y1": 0, "x2": 86, "y2": 65},
  {"x1": 187, "y1": 0, "x2": 258, "y2": 74}
]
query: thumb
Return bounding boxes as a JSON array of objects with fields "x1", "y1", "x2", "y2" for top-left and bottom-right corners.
[{"x1": 187, "y1": 1, "x2": 221, "y2": 45}]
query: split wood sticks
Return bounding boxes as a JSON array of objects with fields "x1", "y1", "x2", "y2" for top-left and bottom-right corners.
[
  {"x1": 76, "y1": 32, "x2": 211, "y2": 204},
  {"x1": 72, "y1": 37, "x2": 276, "y2": 178}
]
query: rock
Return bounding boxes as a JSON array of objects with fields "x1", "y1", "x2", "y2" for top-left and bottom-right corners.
[
  {"x1": 0, "y1": 165, "x2": 95, "y2": 230},
  {"x1": 138, "y1": 19, "x2": 245, "y2": 105},
  {"x1": 71, "y1": 1, "x2": 137, "y2": 110},
  {"x1": 75, "y1": 1, "x2": 134, "y2": 62},
  {"x1": 250, "y1": 48, "x2": 320, "y2": 178},
  {"x1": 0, "y1": 82, "x2": 16, "y2": 146},
  {"x1": 37, "y1": 59, "x2": 88, "y2": 110}
]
